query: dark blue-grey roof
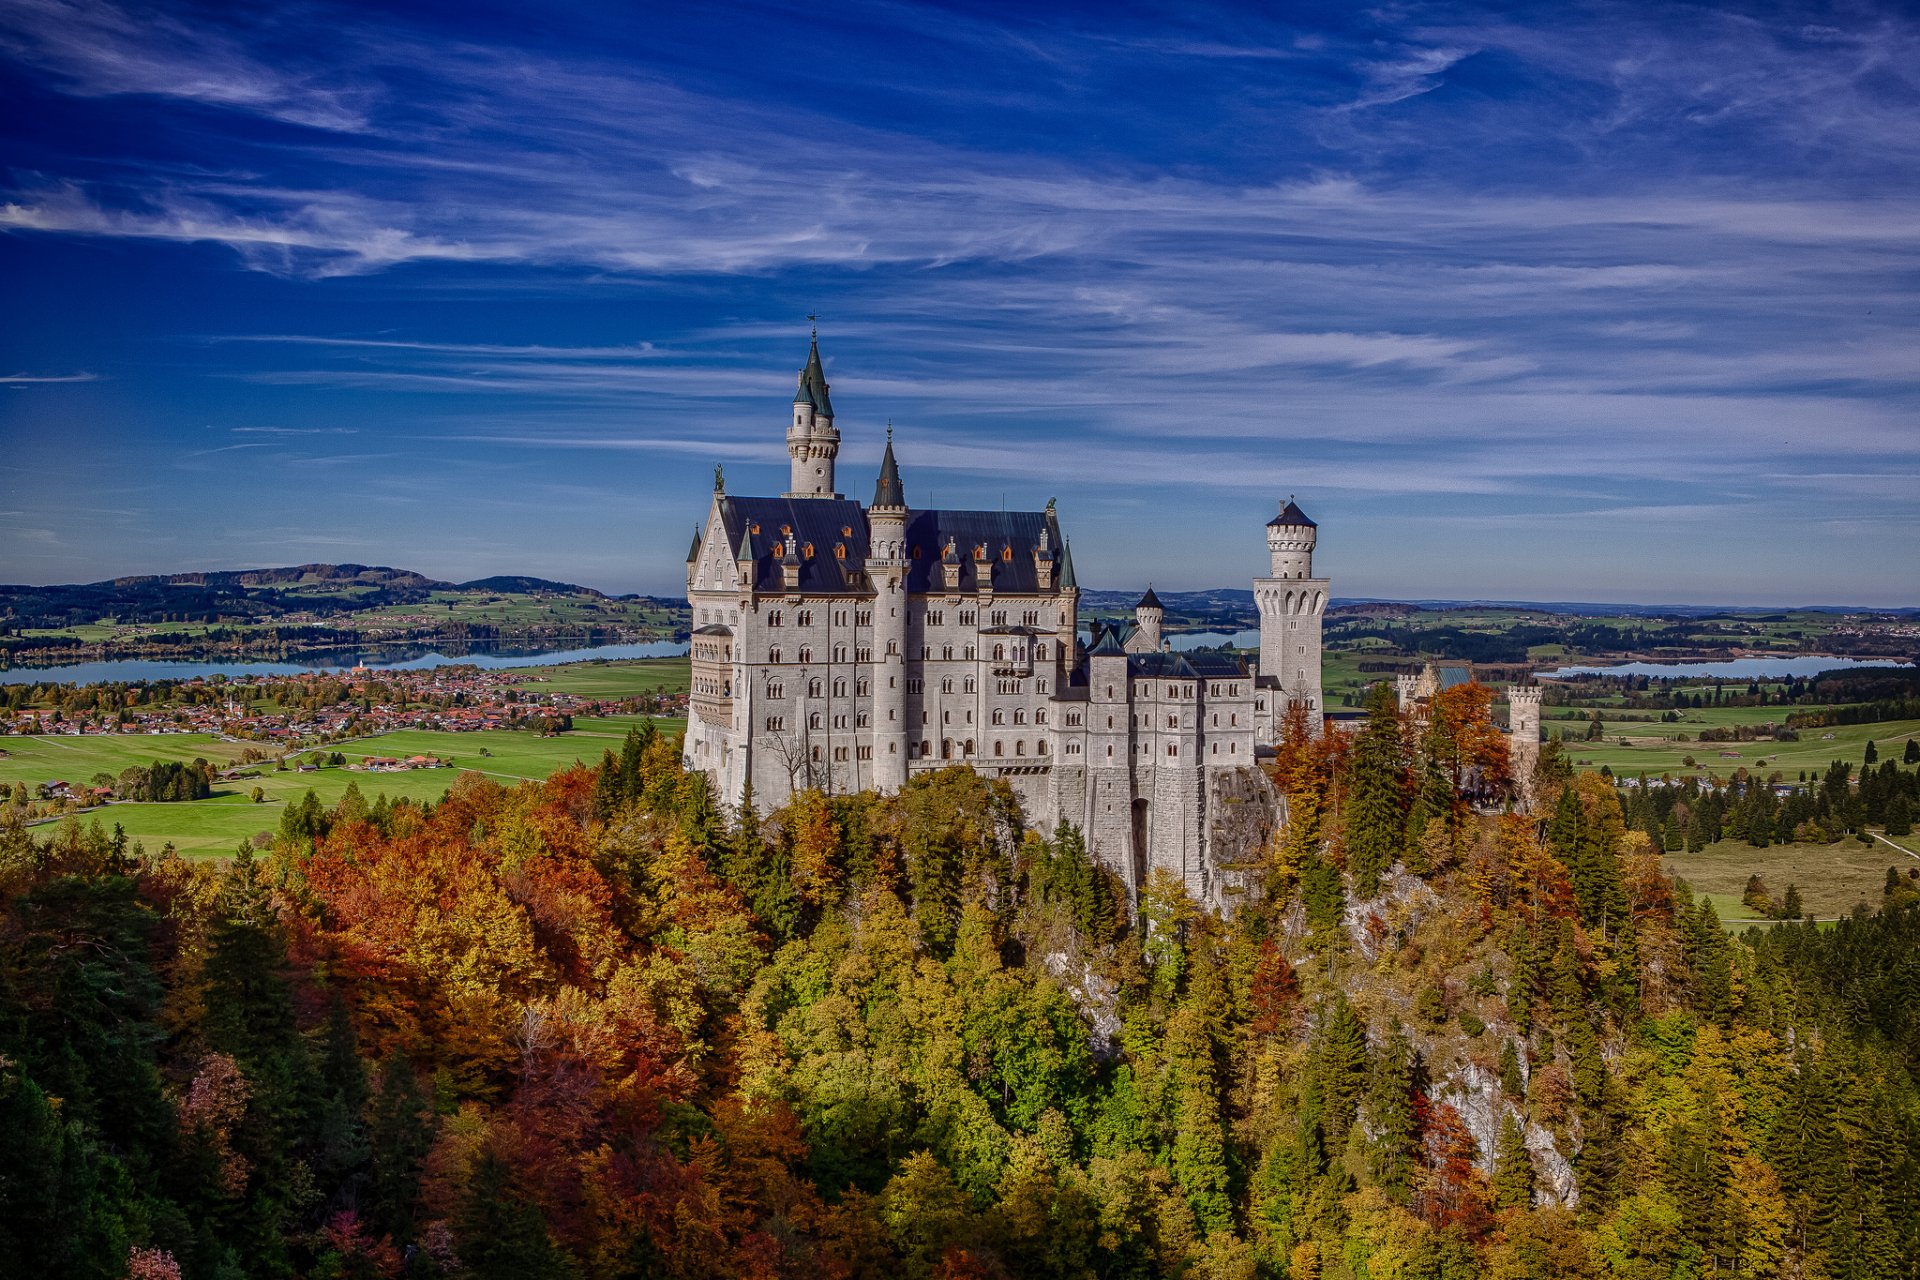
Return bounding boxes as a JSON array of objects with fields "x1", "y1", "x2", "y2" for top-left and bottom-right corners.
[
  {"x1": 873, "y1": 436, "x2": 904, "y2": 508},
  {"x1": 1137, "y1": 586, "x2": 1163, "y2": 610},
  {"x1": 716, "y1": 496, "x2": 871, "y2": 596},
  {"x1": 1267, "y1": 498, "x2": 1316, "y2": 529},
  {"x1": 1129, "y1": 650, "x2": 1249, "y2": 680},
  {"x1": 902, "y1": 508, "x2": 1064, "y2": 595},
  {"x1": 715, "y1": 497, "x2": 1069, "y2": 597},
  {"x1": 793, "y1": 337, "x2": 834, "y2": 417}
]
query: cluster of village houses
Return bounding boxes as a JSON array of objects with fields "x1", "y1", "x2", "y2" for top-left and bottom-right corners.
[{"x1": 2, "y1": 665, "x2": 686, "y2": 745}]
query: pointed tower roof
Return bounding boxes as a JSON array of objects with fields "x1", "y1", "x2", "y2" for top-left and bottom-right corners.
[
  {"x1": 1267, "y1": 495, "x2": 1316, "y2": 529},
  {"x1": 735, "y1": 527, "x2": 755, "y2": 564},
  {"x1": 872, "y1": 425, "x2": 905, "y2": 508},
  {"x1": 686, "y1": 527, "x2": 702, "y2": 564},
  {"x1": 793, "y1": 331, "x2": 835, "y2": 417},
  {"x1": 1057, "y1": 538, "x2": 1077, "y2": 589},
  {"x1": 1090, "y1": 626, "x2": 1127, "y2": 657},
  {"x1": 1137, "y1": 586, "x2": 1163, "y2": 611}
]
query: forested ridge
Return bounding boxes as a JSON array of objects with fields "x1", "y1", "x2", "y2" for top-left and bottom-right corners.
[{"x1": 2, "y1": 686, "x2": 1916, "y2": 1279}]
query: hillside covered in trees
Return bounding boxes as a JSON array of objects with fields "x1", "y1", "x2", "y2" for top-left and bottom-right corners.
[{"x1": 2, "y1": 687, "x2": 1916, "y2": 1279}]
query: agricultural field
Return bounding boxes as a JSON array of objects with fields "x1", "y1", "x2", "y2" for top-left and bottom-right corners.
[
  {"x1": 1666, "y1": 832, "x2": 1919, "y2": 923},
  {"x1": 524, "y1": 656, "x2": 690, "y2": 698},
  {"x1": 1543, "y1": 710, "x2": 1920, "y2": 780},
  {"x1": 9, "y1": 715, "x2": 682, "y2": 857}
]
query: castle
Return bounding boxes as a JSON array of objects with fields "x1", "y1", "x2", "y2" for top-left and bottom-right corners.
[{"x1": 683, "y1": 333, "x2": 1329, "y2": 906}]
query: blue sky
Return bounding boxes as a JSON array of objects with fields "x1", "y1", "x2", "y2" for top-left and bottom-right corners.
[{"x1": 2, "y1": 0, "x2": 1916, "y2": 605}]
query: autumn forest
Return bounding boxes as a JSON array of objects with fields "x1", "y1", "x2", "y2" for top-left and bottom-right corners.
[{"x1": 3, "y1": 685, "x2": 1917, "y2": 1279}]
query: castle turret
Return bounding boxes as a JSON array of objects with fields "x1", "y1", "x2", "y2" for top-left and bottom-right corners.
[
  {"x1": 1135, "y1": 587, "x2": 1164, "y2": 653},
  {"x1": 1508, "y1": 685, "x2": 1543, "y2": 810},
  {"x1": 868, "y1": 429, "x2": 910, "y2": 790},
  {"x1": 1253, "y1": 496, "x2": 1329, "y2": 735},
  {"x1": 786, "y1": 328, "x2": 840, "y2": 498}
]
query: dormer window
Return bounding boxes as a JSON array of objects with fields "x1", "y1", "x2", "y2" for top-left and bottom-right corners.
[
  {"x1": 835, "y1": 543, "x2": 846, "y2": 559},
  {"x1": 912, "y1": 546, "x2": 922, "y2": 558},
  {"x1": 802, "y1": 542, "x2": 814, "y2": 559},
  {"x1": 1001, "y1": 545, "x2": 1013, "y2": 561},
  {"x1": 772, "y1": 543, "x2": 784, "y2": 560}
]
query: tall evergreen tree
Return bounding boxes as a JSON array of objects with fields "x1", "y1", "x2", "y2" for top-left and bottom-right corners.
[{"x1": 1343, "y1": 683, "x2": 1410, "y2": 896}]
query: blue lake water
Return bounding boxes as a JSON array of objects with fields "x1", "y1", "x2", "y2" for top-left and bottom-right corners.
[
  {"x1": 0, "y1": 639, "x2": 689, "y2": 686},
  {"x1": 1538, "y1": 656, "x2": 1910, "y2": 680}
]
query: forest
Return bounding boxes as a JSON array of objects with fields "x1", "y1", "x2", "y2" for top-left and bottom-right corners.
[{"x1": 1, "y1": 684, "x2": 1916, "y2": 1280}]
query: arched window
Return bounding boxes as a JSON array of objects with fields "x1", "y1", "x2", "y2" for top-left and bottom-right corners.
[
  {"x1": 1015, "y1": 740, "x2": 1025, "y2": 756},
  {"x1": 809, "y1": 679, "x2": 822, "y2": 697},
  {"x1": 798, "y1": 646, "x2": 812, "y2": 662},
  {"x1": 769, "y1": 610, "x2": 783, "y2": 627},
  {"x1": 1038, "y1": 739, "x2": 1049, "y2": 755},
  {"x1": 994, "y1": 740, "x2": 1004, "y2": 756},
  {"x1": 942, "y1": 739, "x2": 953, "y2": 759},
  {"x1": 920, "y1": 739, "x2": 931, "y2": 757},
  {"x1": 993, "y1": 644, "x2": 1005, "y2": 660},
  {"x1": 964, "y1": 739, "x2": 975, "y2": 755},
  {"x1": 1036, "y1": 643, "x2": 1047, "y2": 659},
  {"x1": 809, "y1": 713, "x2": 822, "y2": 729},
  {"x1": 769, "y1": 648, "x2": 782, "y2": 664}
]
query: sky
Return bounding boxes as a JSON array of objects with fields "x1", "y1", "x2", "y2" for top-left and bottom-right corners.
[{"x1": 1, "y1": 0, "x2": 1916, "y2": 606}]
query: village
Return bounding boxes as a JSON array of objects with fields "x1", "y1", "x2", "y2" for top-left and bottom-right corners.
[{"x1": 1, "y1": 661, "x2": 688, "y2": 747}]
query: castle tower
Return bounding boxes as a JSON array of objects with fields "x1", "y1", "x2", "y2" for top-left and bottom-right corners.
[
  {"x1": 786, "y1": 329, "x2": 840, "y2": 498},
  {"x1": 1135, "y1": 587, "x2": 1164, "y2": 652},
  {"x1": 1253, "y1": 497, "x2": 1329, "y2": 727},
  {"x1": 1508, "y1": 686, "x2": 1543, "y2": 810},
  {"x1": 869, "y1": 429, "x2": 910, "y2": 790}
]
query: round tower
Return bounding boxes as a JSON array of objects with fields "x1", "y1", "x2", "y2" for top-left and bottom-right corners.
[
  {"x1": 1135, "y1": 587, "x2": 1164, "y2": 652},
  {"x1": 868, "y1": 429, "x2": 910, "y2": 790},
  {"x1": 1266, "y1": 495, "x2": 1316, "y2": 579},
  {"x1": 1253, "y1": 496, "x2": 1329, "y2": 736},
  {"x1": 787, "y1": 328, "x2": 840, "y2": 498},
  {"x1": 1508, "y1": 685, "x2": 1543, "y2": 810}
]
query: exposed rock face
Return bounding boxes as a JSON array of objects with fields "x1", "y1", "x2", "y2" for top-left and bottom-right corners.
[
  {"x1": 1206, "y1": 767, "x2": 1284, "y2": 913},
  {"x1": 1044, "y1": 951, "x2": 1123, "y2": 1060},
  {"x1": 1528, "y1": 1122, "x2": 1579, "y2": 1208},
  {"x1": 1341, "y1": 866, "x2": 1444, "y2": 963}
]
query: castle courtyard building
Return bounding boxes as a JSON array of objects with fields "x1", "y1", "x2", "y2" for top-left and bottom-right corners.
[{"x1": 684, "y1": 334, "x2": 1330, "y2": 906}]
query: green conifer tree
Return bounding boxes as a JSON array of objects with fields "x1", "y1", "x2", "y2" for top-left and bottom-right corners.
[
  {"x1": 1343, "y1": 683, "x2": 1409, "y2": 896},
  {"x1": 1493, "y1": 1112, "x2": 1534, "y2": 1211}
]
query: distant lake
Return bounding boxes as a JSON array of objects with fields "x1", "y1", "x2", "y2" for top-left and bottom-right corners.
[
  {"x1": 0, "y1": 639, "x2": 689, "y2": 687},
  {"x1": 1167, "y1": 629, "x2": 1261, "y2": 650},
  {"x1": 1538, "y1": 656, "x2": 1910, "y2": 680}
]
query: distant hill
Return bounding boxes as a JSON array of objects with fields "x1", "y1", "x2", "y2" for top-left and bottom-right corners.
[
  {"x1": 0, "y1": 563, "x2": 613, "y2": 631},
  {"x1": 457, "y1": 575, "x2": 607, "y2": 597}
]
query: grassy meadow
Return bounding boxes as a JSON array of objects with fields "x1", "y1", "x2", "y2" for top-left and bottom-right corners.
[
  {"x1": 8, "y1": 715, "x2": 682, "y2": 857},
  {"x1": 1534, "y1": 708, "x2": 1920, "y2": 780},
  {"x1": 1666, "y1": 834, "x2": 1919, "y2": 923}
]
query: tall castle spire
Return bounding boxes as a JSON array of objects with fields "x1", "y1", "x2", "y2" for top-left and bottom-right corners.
[
  {"x1": 872, "y1": 422, "x2": 904, "y2": 509},
  {"x1": 785, "y1": 323, "x2": 840, "y2": 498}
]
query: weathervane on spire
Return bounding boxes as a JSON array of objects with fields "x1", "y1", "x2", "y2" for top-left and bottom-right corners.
[{"x1": 807, "y1": 310, "x2": 818, "y2": 339}]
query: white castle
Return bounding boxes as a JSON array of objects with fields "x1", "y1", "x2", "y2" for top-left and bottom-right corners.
[{"x1": 683, "y1": 333, "x2": 1329, "y2": 905}]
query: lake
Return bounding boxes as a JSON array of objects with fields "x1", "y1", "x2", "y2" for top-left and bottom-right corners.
[
  {"x1": 0, "y1": 639, "x2": 690, "y2": 686},
  {"x1": 1538, "y1": 656, "x2": 1910, "y2": 680}
]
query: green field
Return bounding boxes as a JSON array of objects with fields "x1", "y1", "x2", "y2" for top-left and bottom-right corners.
[
  {"x1": 1666, "y1": 833, "x2": 1918, "y2": 923},
  {"x1": 9, "y1": 717, "x2": 686, "y2": 857},
  {"x1": 1539, "y1": 709, "x2": 1920, "y2": 780},
  {"x1": 523, "y1": 656, "x2": 690, "y2": 698}
]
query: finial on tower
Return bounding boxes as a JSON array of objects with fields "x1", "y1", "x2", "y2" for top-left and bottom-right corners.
[{"x1": 807, "y1": 310, "x2": 818, "y2": 339}]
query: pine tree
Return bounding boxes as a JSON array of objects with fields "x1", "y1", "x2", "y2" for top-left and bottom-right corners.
[
  {"x1": 1864, "y1": 739, "x2": 1877, "y2": 764},
  {"x1": 1492, "y1": 1111, "x2": 1534, "y2": 1211},
  {"x1": 1315, "y1": 996, "x2": 1370, "y2": 1149},
  {"x1": 367, "y1": 1051, "x2": 435, "y2": 1242},
  {"x1": 1343, "y1": 683, "x2": 1409, "y2": 896},
  {"x1": 1364, "y1": 1024, "x2": 1419, "y2": 1199},
  {"x1": 1781, "y1": 883, "x2": 1803, "y2": 920},
  {"x1": 1904, "y1": 738, "x2": 1918, "y2": 765}
]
